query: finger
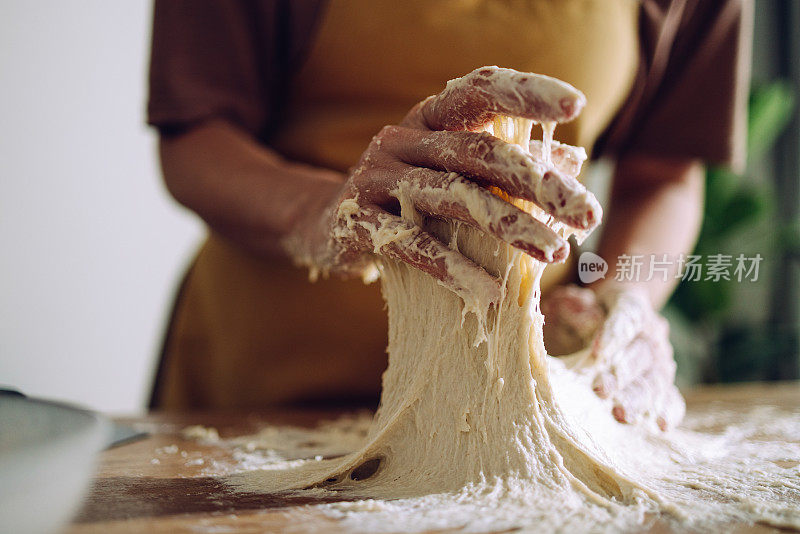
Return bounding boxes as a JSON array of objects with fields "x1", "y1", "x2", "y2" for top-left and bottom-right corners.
[
  {"x1": 378, "y1": 127, "x2": 600, "y2": 230},
  {"x1": 607, "y1": 334, "x2": 662, "y2": 392},
  {"x1": 592, "y1": 371, "x2": 617, "y2": 399},
  {"x1": 592, "y1": 290, "x2": 651, "y2": 363},
  {"x1": 599, "y1": 323, "x2": 671, "y2": 399},
  {"x1": 394, "y1": 168, "x2": 569, "y2": 262},
  {"x1": 611, "y1": 372, "x2": 658, "y2": 425},
  {"x1": 338, "y1": 203, "x2": 502, "y2": 307},
  {"x1": 543, "y1": 285, "x2": 605, "y2": 356},
  {"x1": 542, "y1": 285, "x2": 604, "y2": 336},
  {"x1": 417, "y1": 66, "x2": 586, "y2": 132},
  {"x1": 656, "y1": 386, "x2": 685, "y2": 431},
  {"x1": 528, "y1": 139, "x2": 587, "y2": 178},
  {"x1": 613, "y1": 363, "x2": 679, "y2": 427}
]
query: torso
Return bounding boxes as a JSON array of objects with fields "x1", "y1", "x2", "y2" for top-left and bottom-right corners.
[
  {"x1": 272, "y1": 0, "x2": 639, "y2": 171},
  {"x1": 156, "y1": 0, "x2": 641, "y2": 409}
]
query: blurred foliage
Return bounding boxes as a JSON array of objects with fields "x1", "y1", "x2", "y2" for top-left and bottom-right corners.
[{"x1": 666, "y1": 82, "x2": 796, "y2": 384}]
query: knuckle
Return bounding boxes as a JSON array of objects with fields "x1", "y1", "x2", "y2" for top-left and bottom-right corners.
[
  {"x1": 469, "y1": 66, "x2": 498, "y2": 82},
  {"x1": 368, "y1": 125, "x2": 402, "y2": 153},
  {"x1": 459, "y1": 131, "x2": 497, "y2": 161},
  {"x1": 376, "y1": 124, "x2": 400, "y2": 140},
  {"x1": 475, "y1": 131, "x2": 498, "y2": 156},
  {"x1": 349, "y1": 167, "x2": 374, "y2": 192},
  {"x1": 400, "y1": 166, "x2": 424, "y2": 186},
  {"x1": 407, "y1": 99, "x2": 427, "y2": 118}
]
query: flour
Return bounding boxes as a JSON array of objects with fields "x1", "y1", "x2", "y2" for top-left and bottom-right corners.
[
  {"x1": 222, "y1": 108, "x2": 799, "y2": 532},
  {"x1": 181, "y1": 425, "x2": 220, "y2": 443}
]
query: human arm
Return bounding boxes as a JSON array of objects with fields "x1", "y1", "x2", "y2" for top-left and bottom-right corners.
[
  {"x1": 160, "y1": 119, "x2": 344, "y2": 259},
  {"x1": 539, "y1": 0, "x2": 751, "y2": 431},
  {"x1": 589, "y1": 155, "x2": 704, "y2": 429},
  {"x1": 593, "y1": 154, "x2": 705, "y2": 307},
  {"x1": 159, "y1": 68, "x2": 601, "y2": 306},
  {"x1": 542, "y1": 155, "x2": 703, "y2": 430}
]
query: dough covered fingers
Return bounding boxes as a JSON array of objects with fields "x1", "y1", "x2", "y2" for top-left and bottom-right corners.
[
  {"x1": 289, "y1": 67, "x2": 594, "y2": 301},
  {"x1": 594, "y1": 334, "x2": 662, "y2": 396},
  {"x1": 541, "y1": 285, "x2": 605, "y2": 356},
  {"x1": 394, "y1": 168, "x2": 569, "y2": 263},
  {"x1": 377, "y1": 126, "x2": 600, "y2": 231},
  {"x1": 413, "y1": 66, "x2": 587, "y2": 131},
  {"x1": 586, "y1": 289, "x2": 683, "y2": 431},
  {"x1": 610, "y1": 370, "x2": 660, "y2": 425},
  {"x1": 655, "y1": 386, "x2": 686, "y2": 431},
  {"x1": 528, "y1": 139, "x2": 587, "y2": 178},
  {"x1": 591, "y1": 289, "x2": 651, "y2": 364},
  {"x1": 611, "y1": 368, "x2": 683, "y2": 431},
  {"x1": 335, "y1": 203, "x2": 502, "y2": 307}
]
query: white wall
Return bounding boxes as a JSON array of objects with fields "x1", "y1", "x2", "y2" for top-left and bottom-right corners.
[{"x1": 0, "y1": 1, "x2": 202, "y2": 412}]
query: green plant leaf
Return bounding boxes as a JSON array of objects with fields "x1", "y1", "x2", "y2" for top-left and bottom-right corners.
[
  {"x1": 711, "y1": 187, "x2": 769, "y2": 237},
  {"x1": 705, "y1": 167, "x2": 741, "y2": 220},
  {"x1": 748, "y1": 82, "x2": 796, "y2": 161}
]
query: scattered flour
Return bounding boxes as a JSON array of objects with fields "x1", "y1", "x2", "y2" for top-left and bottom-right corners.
[
  {"x1": 181, "y1": 425, "x2": 220, "y2": 443},
  {"x1": 178, "y1": 101, "x2": 800, "y2": 532}
]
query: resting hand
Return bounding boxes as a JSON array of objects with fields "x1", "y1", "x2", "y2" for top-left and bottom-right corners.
[{"x1": 542, "y1": 284, "x2": 685, "y2": 431}]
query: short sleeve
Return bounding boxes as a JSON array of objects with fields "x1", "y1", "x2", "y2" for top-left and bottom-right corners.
[
  {"x1": 147, "y1": 0, "x2": 326, "y2": 138},
  {"x1": 147, "y1": 1, "x2": 274, "y2": 136},
  {"x1": 596, "y1": 0, "x2": 753, "y2": 172}
]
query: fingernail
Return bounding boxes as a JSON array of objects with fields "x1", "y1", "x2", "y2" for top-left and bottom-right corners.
[
  {"x1": 592, "y1": 375, "x2": 610, "y2": 398},
  {"x1": 559, "y1": 97, "x2": 576, "y2": 119},
  {"x1": 657, "y1": 416, "x2": 668, "y2": 432},
  {"x1": 612, "y1": 405, "x2": 627, "y2": 423},
  {"x1": 551, "y1": 241, "x2": 569, "y2": 263}
]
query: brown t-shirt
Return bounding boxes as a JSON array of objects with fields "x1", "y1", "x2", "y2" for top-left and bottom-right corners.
[
  {"x1": 149, "y1": 0, "x2": 751, "y2": 168},
  {"x1": 146, "y1": 0, "x2": 752, "y2": 409}
]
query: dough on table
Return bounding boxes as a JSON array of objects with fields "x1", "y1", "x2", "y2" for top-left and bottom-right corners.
[{"x1": 228, "y1": 76, "x2": 800, "y2": 533}]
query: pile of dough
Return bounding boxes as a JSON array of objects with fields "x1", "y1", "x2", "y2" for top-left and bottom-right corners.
[{"x1": 230, "y1": 116, "x2": 800, "y2": 533}]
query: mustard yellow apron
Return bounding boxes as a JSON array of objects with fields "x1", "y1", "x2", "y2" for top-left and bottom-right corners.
[{"x1": 153, "y1": 0, "x2": 639, "y2": 409}]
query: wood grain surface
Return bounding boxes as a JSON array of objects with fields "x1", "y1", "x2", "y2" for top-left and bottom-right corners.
[{"x1": 65, "y1": 382, "x2": 800, "y2": 534}]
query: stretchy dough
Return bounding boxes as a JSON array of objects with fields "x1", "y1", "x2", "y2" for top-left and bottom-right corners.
[{"x1": 230, "y1": 117, "x2": 800, "y2": 533}]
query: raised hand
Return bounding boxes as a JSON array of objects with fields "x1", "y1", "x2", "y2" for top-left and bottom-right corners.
[{"x1": 284, "y1": 67, "x2": 601, "y2": 307}]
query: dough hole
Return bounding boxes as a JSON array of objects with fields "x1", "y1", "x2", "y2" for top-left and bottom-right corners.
[{"x1": 350, "y1": 457, "x2": 383, "y2": 481}]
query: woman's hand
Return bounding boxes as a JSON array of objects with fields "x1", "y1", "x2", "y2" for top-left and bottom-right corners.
[
  {"x1": 542, "y1": 284, "x2": 685, "y2": 431},
  {"x1": 282, "y1": 67, "x2": 601, "y2": 306},
  {"x1": 542, "y1": 285, "x2": 605, "y2": 356}
]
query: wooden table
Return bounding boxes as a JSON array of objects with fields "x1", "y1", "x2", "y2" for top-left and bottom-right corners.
[{"x1": 66, "y1": 382, "x2": 800, "y2": 534}]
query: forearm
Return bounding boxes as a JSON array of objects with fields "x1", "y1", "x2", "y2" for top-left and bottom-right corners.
[
  {"x1": 591, "y1": 154, "x2": 705, "y2": 308},
  {"x1": 159, "y1": 119, "x2": 344, "y2": 258}
]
